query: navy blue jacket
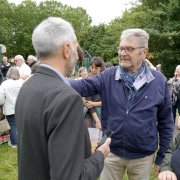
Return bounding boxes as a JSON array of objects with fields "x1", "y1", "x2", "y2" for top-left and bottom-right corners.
[{"x1": 70, "y1": 65, "x2": 174, "y2": 165}]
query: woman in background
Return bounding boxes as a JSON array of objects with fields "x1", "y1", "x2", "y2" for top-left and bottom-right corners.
[
  {"x1": 0, "y1": 67, "x2": 23, "y2": 148},
  {"x1": 77, "y1": 67, "x2": 88, "y2": 80},
  {"x1": 84, "y1": 57, "x2": 105, "y2": 129}
]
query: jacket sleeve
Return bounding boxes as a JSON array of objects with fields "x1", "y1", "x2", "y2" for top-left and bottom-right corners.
[
  {"x1": 160, "y1": 133, "x2": 180, "y2": 171},
  {"x1": 46, "y1": 90, "x2": 104, "y2": 180},
  {"x1": 69, "y1": 73, "x2": 104, "y2": 97},
  {"x1": 155, "y1": 82, "x2": 174, "y2": 165},
  {"x1": 79, "y1": 151, "x2": 104, "y2": 180}
]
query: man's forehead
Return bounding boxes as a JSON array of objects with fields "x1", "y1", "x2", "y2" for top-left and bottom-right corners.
[{"x1": 120, "y1": 37, "x2": 139, "y2": 45}]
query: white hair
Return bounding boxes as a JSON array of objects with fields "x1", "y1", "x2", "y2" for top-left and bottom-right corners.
[
  {"x1": 176, "y1": 65, "x2": 180, "y2": 70},
  {"x1": 6, "y1": 67, "x2": 20, "y2": 80},
  {"x1": 120, "y1": 28, "x2": 149, "y2": 48},
  {"x1": 15, "y1": 55, "x2": 25, "y2": 62},
  {"x1": 32, "y1": 17, "x2": 77, "y2": 59},
  {"x1": 27, "y1": 55, "x2": 37, "y2": 61}
]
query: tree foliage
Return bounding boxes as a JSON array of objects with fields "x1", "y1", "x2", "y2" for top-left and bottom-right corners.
[
  {"x1": 0, "y1": 0, "x2": 179, "y2": 77},
  {"x1": 85, "y1": 0, "x2": 179, "y2": 77},
  {"x1": 0, "y1": 0, "x2": 91, "y2": 58}
]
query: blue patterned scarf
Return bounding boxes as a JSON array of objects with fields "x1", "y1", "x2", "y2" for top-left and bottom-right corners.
[{"x1": 119, "y1": 62, "x2": 145, "y2": 104}]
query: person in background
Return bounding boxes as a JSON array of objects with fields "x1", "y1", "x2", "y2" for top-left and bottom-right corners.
[
  {"x1": 77, "y1": 46, "x2": 84, "y2": 63},
  {"x1": 70, "y1": 28, "x2": 174, "y2": 180},
  {"x1": 0, "y1": 70, "x2": 3, "y2": 85},
  {"x1": 76, "y1": 66, "x2": 101, "y2": 129},
  {"x1": 0, "y1": 56, "x2": 11, "y2": 81},
  {"x1": 168, "y1": 65, "x2": 180, "y2": 125},
  {"x1": 27, "y1": 55, "x2": 39, "y2": 74},
  {"x1": 77, "y1": 67, "x2": 88, "y2": 80},
  {"x1": 83, "y1": 57, "x2": 105, "y2": 129},
  {"x1": 14, "y1": 55, "x2": 31, "y2": 80},
  {"x1": 0, "y1": 67, "x2": 23, "y2": 148},
  {"x1": 15, "y1": 17, "x2": 111, "y2": 180},
  {"x1": 158, "y1": 133, "x2": 180, "y2": 180},
  {"x1": 156, "y1": 64, "x2": 162, "y2": 73}
]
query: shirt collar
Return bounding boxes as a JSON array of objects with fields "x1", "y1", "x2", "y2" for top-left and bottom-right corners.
[{"x1": 39, "y1": 64, "x2": 71, "y2": 86}]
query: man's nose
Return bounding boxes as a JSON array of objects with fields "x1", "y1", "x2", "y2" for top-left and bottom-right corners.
[{"x1": 120, "y1": 49, "x2": 127, "y2": 56}]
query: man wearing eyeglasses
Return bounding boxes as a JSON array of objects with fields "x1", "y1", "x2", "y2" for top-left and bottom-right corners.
[
  {"x1": 14, "y1": 55, "x2": 31, "y2": 80},
  {"x1": 70, "y1": 28, "x2": 174, "y2": 180}
]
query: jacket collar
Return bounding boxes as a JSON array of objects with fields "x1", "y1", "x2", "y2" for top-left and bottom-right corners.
[
  {"x1": 115, "y1": 61, "x2": 155, "y2": 82},
  {"x1": 37, "y1": 64, "x2": 70, "y2": 86}
]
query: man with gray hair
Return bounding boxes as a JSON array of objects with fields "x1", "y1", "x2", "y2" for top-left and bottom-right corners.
[
  {"x1": 15, "y1": 17, "x2": 111, "y2": 180},
  {"x1": 14, "y1": 54, "x2": 31, "y2": 80},
  {"x1": 27, "y1": 55, "x2": 39, "y2": 74},
  {"x1": 70, "y1": 28, "x2": 174, "y2": 180}
]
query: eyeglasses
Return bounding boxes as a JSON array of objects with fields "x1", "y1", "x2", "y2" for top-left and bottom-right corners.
[
  {"x1": 117, "y1": 46, "x2": 145, "y2": 54},
  {"x1": 14, "y1": 59, "x2": 20, "y2": 63}
]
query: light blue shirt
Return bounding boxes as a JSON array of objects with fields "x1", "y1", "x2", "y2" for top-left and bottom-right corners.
[{"x1": 39, "y1": 64, "x2": 71, "y2": 86}]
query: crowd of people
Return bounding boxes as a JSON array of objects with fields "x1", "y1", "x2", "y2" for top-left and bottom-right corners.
[
  {"x1": 0, "y1": 54, "x2": 40, "y2": 147},
  {"x1": 0, "y1": 16, "x2": 179, "y2": 180}
]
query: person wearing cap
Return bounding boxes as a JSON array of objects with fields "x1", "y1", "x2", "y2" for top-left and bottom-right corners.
[{"x1": 27, "y1": 55, "x2": 39, "y2": 74}]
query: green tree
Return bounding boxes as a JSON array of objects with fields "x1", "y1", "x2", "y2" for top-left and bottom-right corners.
[
  {"x1": 0, "y1": 0, "x2": 16, "y2": 56},
  {"x1": 0, "y1": 0, "x2": 91, "y2": 58}
]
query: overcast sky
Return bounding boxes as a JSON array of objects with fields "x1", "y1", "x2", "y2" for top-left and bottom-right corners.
[{"x1": 8, "y1": 0, "x2": 139, "y2": 25}]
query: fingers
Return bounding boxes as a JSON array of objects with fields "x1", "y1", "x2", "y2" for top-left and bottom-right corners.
[
  {"x1": 85, "y1": 101, "x2": 94, "y2": 109},
  {"x1": 154, "y1": 164, "x2": 160, "y2": 176},
  {"x1": 104, "y1": 138, "x2": 111, "y2": 147},
  {"x1": 96, "y1": 138, "x2": 111, "y2": 158},
  {"x1": 158, "y1": 171, "x2": 177, "y2": 180}
]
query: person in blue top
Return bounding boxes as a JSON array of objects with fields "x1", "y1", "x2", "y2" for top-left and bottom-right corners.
[{"x1": 70, "y1": 28, "x2": 174, "y2": 180}]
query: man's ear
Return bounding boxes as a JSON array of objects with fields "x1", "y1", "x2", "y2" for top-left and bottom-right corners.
[
  {"x1": 62, "y1": 43, "x2": 71, "y2": 59},
  {"x1": 142, "y1": 48, "x2": 148, "y2": 58}
]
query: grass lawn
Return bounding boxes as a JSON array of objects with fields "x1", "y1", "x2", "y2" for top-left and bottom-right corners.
[
  {"x1": 0, "y1": 143, "x2": 17, "y2": 180},
  {"x1": 0, "y1": 142, "x2": 158, "y2": 180}
]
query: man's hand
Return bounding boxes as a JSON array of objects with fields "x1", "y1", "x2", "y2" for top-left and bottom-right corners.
[
  {"x1": 158, "y1": 171, "x2": 177, "y2": 180},
  {"x1": 96, "y1": 138, "x2": 111, "y2": 158},
  {"x1": 154, "y1": 164, "x2": 161, "y2": 176},
  {"x1": 85, "y1": 101, "x2": 94, "y2": 109},
  {"x1": 145, "y1": 59, "x2": 156, "y2": 70}
]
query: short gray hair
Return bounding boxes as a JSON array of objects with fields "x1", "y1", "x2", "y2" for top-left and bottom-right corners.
[
  {"x1": 120, "y1": 28, "x2": 149, "y2": 48},
  {"x1": 6, "y1": 67, "x2": 20, "y2": 80},
  {"x1": 27, "y1": 55, "x2": 37, "y2": 61},
  {"x1": 32, "y1": 17, "x2": 76, "y2": 59}
]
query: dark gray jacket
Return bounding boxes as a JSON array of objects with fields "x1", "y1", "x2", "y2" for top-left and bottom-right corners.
[{"x1": 15, "y1": 66, "x2": 104, "y2": 180}]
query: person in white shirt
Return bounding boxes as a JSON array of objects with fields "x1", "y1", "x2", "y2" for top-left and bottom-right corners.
[
  {"x1": 14, "y1": 55, "x2": 31, "y2": 80},
  {"x1": 0, "y1": 67, "x2": 23, "y2": 147}
]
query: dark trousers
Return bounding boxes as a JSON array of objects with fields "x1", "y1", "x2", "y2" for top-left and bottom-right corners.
[
  {"x1": 6, "y1": 114, "x2": 17, "y2": 145},
  {"x1": 172, "y1": 100, "x2": 180, "y2": 124}
]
